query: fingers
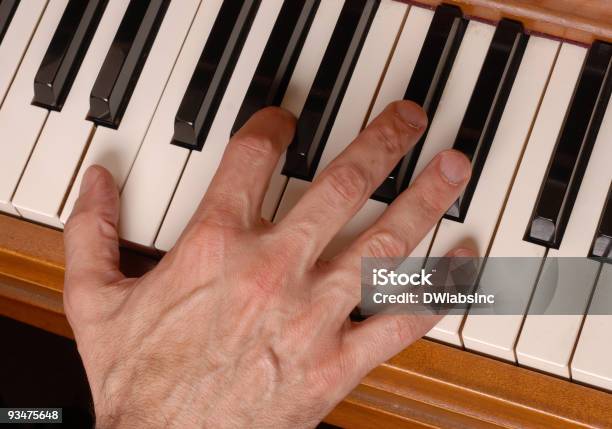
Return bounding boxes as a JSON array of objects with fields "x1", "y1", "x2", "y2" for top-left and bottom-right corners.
[
  {"x1": 192, "y1": 107, "x2": 296, "y2": 228},
  {"x1": 338, "y1": 149, "x2": 471, "y2": 264},
  {"x1": 64, "y1": 166, "x2": 124, "y2": 287},
  {"x1": 322, "y1": 149, "x2": 472, "y2": 318},
  {"x1": 277, "y1": 101, "x2": 428, "y2": 263},
  {"x1": 340, "y1": 247, "x2": 477, "y2": 377}
]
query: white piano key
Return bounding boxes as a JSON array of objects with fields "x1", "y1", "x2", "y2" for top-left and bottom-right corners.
[
  {"x1": 118, "y1": 0, "x2": 226, "y2": 247},
  {"x1": 121, "y1": 0, "x2": 345, "y2": 248},
  {"x1": 423, "y1": 37, "x2": 560, "y2": 347},
  {"x1": 432, "y1": 42, "x2": 553, "y2": 257},
  {"x1": 317, "y1": 3, "x2": 429, "y2": 260},
  {"x1": 516, "y1": 260, "x2": 600, "y2": 378},
  {"x1": 347, "y1": 20, "x2": 495, "y2": 266},
  {"x1": 0, "y1": 0, "x2": 67, "y2": 216},
  {"x1": 410, "y1": 20, "x2": 494, "y2": 191},
  {"x1": 367, "y1": 6, "x2": 433, "y2": 121},
  {"x1": 11, "y1": 0, "x2": 129, "y2": 227},
  {"x1": 458, "y1": 43, "x2": 587, "y2": 361},
  {"x1": 571, "y1": 263, "x2": 612, "y2": 391},
  {"x1": 359, "y1": 5, "x2": 435, "y2": 261},
  {"x1": 366, "y1": 15, "x2": 497, "y2": 197},
  {"x1": 290, "y1": 5, "x2": 431, "y2": 260},
  {"x1": 406, "y1": 21, "x2": 495, "y2": 265},
  {"x1": 58, "y1": 0, "x2": 202, "y2": 225},
  {"x1": 396, "y1": 20, "x2": 496, "y2": 345},
  {"x1": 153, "y1": 0, "x2": 286, "y2": 251},
  {"x1": 156, "y1": 0, "x2": 405, "y2": 253},
  {"x1": 272, "y1": 0, "x2": 408, "y2": 260},
  {"x1": 259, "y1": 0, "x2": 348, "y2": 222},
  {"x1": 516, "y1": 88, "x2": 612, "y2": 378},
  {"x1": 0, "y1": 0, "x2": 47, "y2": 106}
]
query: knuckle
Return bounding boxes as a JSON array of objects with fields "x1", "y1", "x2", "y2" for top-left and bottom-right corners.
[
  {"x1": 186, "y1": 218, "x2": 241, "y2": 253},
  {"x1": 197, "y1": 191, "x2": 252, "y2": 231},
  {"x1": 285, "y1": 221, "x2": 311, "y2": 244},
  {"x1": 231, "y1": 133, "x2": 277, "y2": 158},
  {"x1": 364, "y1": 230, "x2": 407, "y2": 258},
  {"x1": 389, "y1": 100, "x2": 427, "y2": 130},
  {"x1": 64, "y1": 210, "x2": 90, "y2": 235},
  {"x1": 65, "y1": 211, "x2": 116, "y2": 242},
  {"x1": 321, "y1": 163, "x2": 369, "y2": 208},
  {"x1": 315, "y1": 265, "x2": 358, "y2": 301},
  {"x1": 369, "y1": 100, "x2": 427, "y2": 155},
  {"x1": 276, "y1": 221, "x2": 316, "y2": 256},
  {"x1": 332, "y1": 288, "x2": 360, "y2": 310},
  {"x1": 413, "y1": 183, "x2": 446, "y2": 218},
  {"x1": 372, "y1": 121, "x2": 407, "y2": 155},
  {"x1": 203, "y1": 191, "x2": 247, "y2": 218}
]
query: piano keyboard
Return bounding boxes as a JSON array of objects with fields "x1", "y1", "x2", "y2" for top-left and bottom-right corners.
[{"x1": 0, "y1": 0, "x2": 611, "y2": 391}]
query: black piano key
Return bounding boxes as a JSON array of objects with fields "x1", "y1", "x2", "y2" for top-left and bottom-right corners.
[
  {"x1": 171, "y1": 0, "x2": 261, "y2": 151},
  {"x1": 526, "y1": 41, "x2": 612, "y2": 248},
  {"x1": 445, "y1": 19, "x2": 528, "y2": 222},
  {"x1": 32, "y1": 0, "x2": 108, "y2": 111},
  {"x1": 591, "y1": 184, "x2": 612, "y2": 261},
  {"x1": 87, "y1": 0, "x2": 170, "y2": 129},
  {"x1": 282, "y1": 0, "x2": 380, "y2": 181},
  {"x1": 231, "y1": 0, "x2": 320, "y2": 136},
  {"x1": 372, "y1": 4, "x2": 467, "y2": 203},
  {"x1": 0, "y1": 0, "x2": 19, "y2": 45}
]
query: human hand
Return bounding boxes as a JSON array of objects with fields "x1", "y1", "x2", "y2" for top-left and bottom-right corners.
[{"x1": 63, "y1": 101, "x2": 473, "y2": 428}]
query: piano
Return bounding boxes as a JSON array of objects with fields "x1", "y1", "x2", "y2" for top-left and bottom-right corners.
[{"x1": 1, "y1": 0, "x2": 611, "y2": 426}]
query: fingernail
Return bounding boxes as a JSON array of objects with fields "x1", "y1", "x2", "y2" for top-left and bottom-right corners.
[
  {"x1": 439, "y1": 150, "x2": 471, "y2": 185},
  {"x1": 79, "y1": 166, "x2": 102, "y2": 196},
  {"x1": 395, "y1": 101, "x2": 428, "y2": 131}
]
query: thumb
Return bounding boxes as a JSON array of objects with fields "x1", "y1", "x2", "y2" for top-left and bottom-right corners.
[{"x1": 64, "y1": 165, "x2": 124, "y2": 287}]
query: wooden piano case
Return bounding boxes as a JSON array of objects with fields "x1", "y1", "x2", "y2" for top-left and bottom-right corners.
[{"x1": 1, "y1": 0, "x2": 612, "y2": 427}]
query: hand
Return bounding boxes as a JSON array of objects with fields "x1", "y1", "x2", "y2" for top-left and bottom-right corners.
[{"x1": 63, "y1": 101, "x2": 473, "y2": 428}]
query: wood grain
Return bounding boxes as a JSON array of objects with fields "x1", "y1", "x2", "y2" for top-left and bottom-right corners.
[
  {"x1": 400, "y1": 0, "x2": 612, "y2": 44},
  {"x1": 2, "y1": 214, "x2": 611, "y2": 428}
]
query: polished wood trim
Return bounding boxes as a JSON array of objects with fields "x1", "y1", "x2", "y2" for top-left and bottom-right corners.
[
  {"x1": 398, "y1": 0, "x2": 612, "y2": 45},
  {"x1": 2, "y1": 215, "x2": 611, "y2": 427},
  {"x1": 0, "y1": 294, "x2": 72, "y2": 338},
  {"x1": 0, "y1": 214, "x2": 64, "y2": 291},
  {"x1": 326, "y1": 341, "x2": 612, "y2": 428},
  {"x1": 0, "y1": 215, "x2": 68, "y2": 336}
]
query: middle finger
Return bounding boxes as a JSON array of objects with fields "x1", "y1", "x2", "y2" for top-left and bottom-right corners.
[{"x1": 277, "y1": 101, "x2": 427, "y2": 263}]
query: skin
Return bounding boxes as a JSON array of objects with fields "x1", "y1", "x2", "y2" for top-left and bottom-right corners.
[{"x1": 63, "y1": 101, "x2": 473, "y2": 428}]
